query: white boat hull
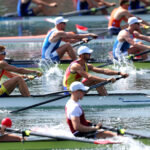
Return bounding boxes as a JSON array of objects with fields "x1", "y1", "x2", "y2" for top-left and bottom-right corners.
[{"x1": 1, "y1": 92, "x2": 150, "y2": 109}]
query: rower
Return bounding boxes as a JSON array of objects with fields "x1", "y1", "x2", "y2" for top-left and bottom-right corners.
[
  {"x1": 129, "y1": 0, "x2": 150, "y2": 13},
  {"x1": 0, "y1": 45, "x2": 42, "y2": 97},
  {"x1": 63, "y1": 46, "x2": 128, "y2": 96},
  {"x1": 41, "y1": 16, "x2": 97, "y2": 64},
  {"x1": 0, "y1": 118, "x2": 22, "y2": 142},
  {"x1": 108, "y1": 0, "x2": 150, "y2": 35},
  {"x1": 17, "y1": 0, "x2": 57, "y2": 17},
  {"x1": 77, "y1": 0, "x2": 116, "y2": 15},
  {"x1": 65, "y1": 81, "x2": 117, "y2": 138},
  {"x1": 113, "y1": 17, "x2": 150, "y2": 61}
]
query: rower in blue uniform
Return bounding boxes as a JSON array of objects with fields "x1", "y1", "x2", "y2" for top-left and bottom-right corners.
[
  {"x1": 76, "y1": 0, "x2": 116, "y2": 15},
  {"x1": 128, "y1": 0, "x2": 150, "y2": 13},
  {"x1": 17, "y1": 0, "x2": 57, "y2": 17},
  {"x1": 113, "y1": 17, "x2": 150, "y2": 60},
  {"x1": 41, "y1": 16, "x2": 97, "y2": 63}
]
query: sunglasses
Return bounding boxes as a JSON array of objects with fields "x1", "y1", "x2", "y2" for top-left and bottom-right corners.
[
  {"x1": 135, "y1": 23, "x2": 140, "y2": 25},
  {"x1": 125, "y1": 2, "x2": 130, "y2": 5},
  {"x1": 0, "y1": 51, "x2": 6, "y2": 55},
  {"x1": 61, "y1": 22, "x2": 66, "y2": 25}
]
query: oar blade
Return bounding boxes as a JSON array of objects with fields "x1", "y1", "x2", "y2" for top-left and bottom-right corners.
[{"x1": 94, "y1": 139, "x2": 120, "y2": 144}]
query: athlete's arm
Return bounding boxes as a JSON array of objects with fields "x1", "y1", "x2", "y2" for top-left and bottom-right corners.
[
  {"x1": 71, "y1": 63, "x2": 108, "y2": 82},
  {"x1": 95, "y1": 0, "x2": 116, "y2": 7},
  {"x1": 134, "y1": 31, "x2": 150, "y2": 42},
  {"x1": 89, "y1": 64, "x2": 128, "y2": 76},
  {"x1": 141, "y1": 0, "x2": 150, "y2": 6},
  {"x1": 50, "y1": 31, "x2": 97, "y2": 43},
  {"x1": 32, "y1": 0, "x2": 57, "y2": 7},
  {"x1": 71, "y1": 116, "x2": 98, "y2": 132},
  {"x1": 0, "y1": 61, "x2": 41, "y2": 75}
]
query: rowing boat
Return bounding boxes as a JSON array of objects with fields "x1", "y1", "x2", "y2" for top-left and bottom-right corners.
[
  {"x1": 0, "y1": 137, "x2": 150, "y2": 149},
  {"x1": 0, "y1": 14, "x2": 150, "y2": 22},
  {"x1": 0, "y1": 139, "x2": 107, "y2": 149},
  {"x1": 1, "y1": 91, "x2": 150, "y2": 109},
  {"x1": 0, "y1": 35, "x2": 45, "y2": 43},
  {"x1": 5, "y1": 58, "x2": 150, "y2": 70}
]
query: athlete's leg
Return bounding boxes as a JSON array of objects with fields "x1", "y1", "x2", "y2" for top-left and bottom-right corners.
[
  {"x1": 96, "y1": 130, "x2": 117, "y2": 139},
  {"x1": 3, "y1": 76, "x2": 30, "y2": 96},
  {"x1": 83, "y1": 79, "x2": 108, "y2": 96},
  {"x1": 32, "y1": 5, "x2": 44, "y2": 15},
  {"x1": 97, "y1": 2, "x2": 108, "y2": 15},
  {"x1": 56, "y1": 43, "x2": 77, "y2": 60},
  {"x1": 0, "y1": 134, "x2": 22, "y2": 142},
  {"x1": 128, "y1": 45, "x2": 148, "y2": 60}
]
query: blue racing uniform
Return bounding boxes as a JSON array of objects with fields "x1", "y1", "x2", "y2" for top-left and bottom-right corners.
[
  {"x1": 113, "y1": 29, "x2": 134, "y2": 60},
  {"x1": 77, "y1": 0, "x2": 90, "y2": 15},
  {"x1": 129, "y1": 0, "x2": 144, "y2": 9},
  {"x1": 17, "y1": 0, "x2": 35, "y2": 17},
  {"x1": 41, "y1": 28, "x2": 61, "y2": 63}
]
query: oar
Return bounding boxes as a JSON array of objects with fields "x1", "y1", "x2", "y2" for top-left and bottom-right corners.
[
  {"x1": 129, "y1": 6, "x2": 150, "y2": 14},
  {"x1": 4, "y1": 127, "x2": 118, "y2": 145},
  {"x1": 87, "y1": 76, "x2": 125, "y2": 91},
  {"x1": 60, "y1": 6, "x2": 109, "y2": 17},
  {"x1": 96, "y1": 61, "x2": 113, "y2": 68},
  {"x1": 10, "y1": 76, "x2": 125, "y2": 113},
  {"x1": 10, "y1": 94, "x2": 70, "y2": 113},
  {"x1": 127, "y1": 49, "x2": 150, "y2": 60},
  {"x1": 101, "y1": 125, "x2": 150, "y2": 139}
]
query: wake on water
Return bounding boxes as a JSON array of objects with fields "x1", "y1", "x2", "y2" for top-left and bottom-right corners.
[{"x1": 31, "y1": 126, "x2": 150, "y2": 150}]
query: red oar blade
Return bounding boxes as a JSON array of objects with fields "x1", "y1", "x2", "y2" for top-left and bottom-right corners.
[{"x1": 94, "y1": 139, "x2": 121, "y2": 144}]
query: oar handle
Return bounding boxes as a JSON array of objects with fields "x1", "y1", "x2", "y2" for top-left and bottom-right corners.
[
  {"x1": 24, "y1": 75, "x2": 38, "y2": 82},
  {"x1": 101, "y1": 125, "x2": 150, "y2": 139},
  {"x1": 72, "y1": 38, "x2": 93, "y2": 48}
]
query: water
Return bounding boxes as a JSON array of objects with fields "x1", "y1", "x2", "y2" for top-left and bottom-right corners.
[{"x1": 1, "y1": 2, "x2": 150, "y2": 149}]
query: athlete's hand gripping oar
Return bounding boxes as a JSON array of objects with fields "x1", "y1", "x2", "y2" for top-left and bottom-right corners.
[
  {"x1": 127, "y1": 49, "x2": 150, "y2": 60},
  {"x1": 87, "y1": 76, "x2": 126, "y2": 91},
  {"x1": 4, "y1": 126, "x2": 119, "y2": 145},
  {"x1": 10, "y1": 76, "x2": 126, "y2": 113},
  {"x1": 101, "y1": 125, "x2": 150, "y2": 139},
  {"x1": 72, "y1": 37, "x2": 94, "y2": 48},
  {"x1": 24, "y1": 72, "x2": 43, "y2": 82}
]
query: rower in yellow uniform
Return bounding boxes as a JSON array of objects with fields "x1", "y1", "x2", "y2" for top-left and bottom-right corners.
[
  {"x1": 63, "y1": 46, "x2": 128, "y2": 96},
  {"x1": 0, "y1": 45, "x2": 42, "y2": 97}
]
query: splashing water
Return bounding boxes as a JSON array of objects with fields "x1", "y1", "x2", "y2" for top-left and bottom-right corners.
[
  {"x1": 38, "y1": 59, "x2": 64, "y2": 93},
  {"x1": 31, "y1": 125, "x2": 73, "y2": 138},
  {"x1": 111, "y1": 136, "x2": 150, "y2": 150}
]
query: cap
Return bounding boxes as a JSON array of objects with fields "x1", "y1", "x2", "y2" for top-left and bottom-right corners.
[
  {"x1": 46, "y1": 16, "x2": 68, "y2": 25},
  {"x1": 1, "y1": 118, "x2": 12, "y2": 128},
  {"x1": 77, "y1": 46, "x2": 93, "y2": 55},
  {"x1": 128, "y1": 17, "x2": 142, "y2": 25},
  {"x1": 70, "y1": 81, "x2": 89, "y2": 92}
]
